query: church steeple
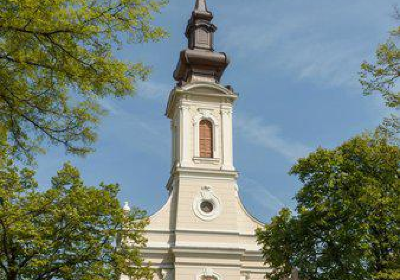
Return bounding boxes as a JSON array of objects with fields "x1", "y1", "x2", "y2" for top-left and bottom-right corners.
[
  {"x1": 127, "y1": 3, "x2": 268, "y2": 280},
  {"x1": 173, "y1": 0, "x2": 230, "y2": 84},
  {"x1": 194, "y1": 0, "x2": 209, "y2": 13},
  {"x1": 186, "y1": 0, "x2": 215, "y2": 50}
]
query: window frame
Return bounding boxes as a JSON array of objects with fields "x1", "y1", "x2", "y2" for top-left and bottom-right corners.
[
  {"x1": 192, "y1": 113, "x2": 220, "y2": 161},
  {"x1": 199, "y1": 119, "x2": 214, "y2": 158}
]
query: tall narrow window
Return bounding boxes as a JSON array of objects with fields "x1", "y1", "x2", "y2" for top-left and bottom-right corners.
[{"x1": 199, "y1": 120, "x2": 213, "y2": 158}]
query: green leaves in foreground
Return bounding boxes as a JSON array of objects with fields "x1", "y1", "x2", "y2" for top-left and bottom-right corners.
[
  {"x1": 360, "y1": 9, "x2": 400, "y2": 145},
  {"x1": 0, "y1": 0, "x2": 168, "y2": 163},
  {"x1": 0, "y1": 146, "x2": 151, "y2": 280},
  {"x1": 257, "y1": 135, "x2": 400, "y2": 280}
]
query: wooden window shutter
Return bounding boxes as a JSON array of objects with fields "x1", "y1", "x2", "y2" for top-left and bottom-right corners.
[{"x1": 199, "y1": 120, "x2": 213, "y2": 158}]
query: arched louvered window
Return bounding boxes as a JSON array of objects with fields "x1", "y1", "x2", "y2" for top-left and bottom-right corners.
[{"x1": 199, "y1": 120, "x2": 213, "y2": 158}]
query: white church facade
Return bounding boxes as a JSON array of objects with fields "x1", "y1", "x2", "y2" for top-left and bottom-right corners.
[{"x1": 125, "y1": 1, "x2": 271, "y2": 280}]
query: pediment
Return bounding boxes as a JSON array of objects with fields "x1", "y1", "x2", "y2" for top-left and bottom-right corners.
[
  {"x1": 166, "y1": 82, "x2": 237, "y2": 118},
  {"x1": 181, "y1": 82, "x2": 236, "y2": 97}
]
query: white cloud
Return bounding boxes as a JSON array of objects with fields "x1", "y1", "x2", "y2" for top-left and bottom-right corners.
[
  {"x1": 225, "y1": 25, "x2": 363, "y2": 89},
  {"x1": 97, "y1": 98, "x2": 122, "y2": 116},
  {"x1": 97, "y1": 98, "x2": 169, "y2": 158},
  {"x1": 240, "y1": 176, "x2": 290, "y2": 215},
  {"x1": 236, "y1": 114, "x2": 312, "y2": 162},
  {"x1": 278, "y1": 40, "x2": 363, "y2": 89},
  {"x1": 98, "y1": 80, "x2": 170, "y2": 112},
  {"x1": 220, "y1": 0, "x2": 395, "y2": 90},
  {"x1": 137, "y1": 81, "x2": 170, "y2": 102}
]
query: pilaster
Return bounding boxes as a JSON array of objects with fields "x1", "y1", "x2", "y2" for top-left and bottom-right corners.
[
  {"x1": 221, "y1": 106, "x2": 234, "y2": 171},
  {"x1": 179, "y1": 103, "x2": 192, "y2": 167}
]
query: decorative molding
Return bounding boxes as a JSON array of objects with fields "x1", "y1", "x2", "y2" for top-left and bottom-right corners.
[
  {"x1": 179, "y1": 104, "x2": 190, "y2": 110},
  {"x1": 196, "y1": 268, "x2": 222, "y2": 280},
  {"x1": 220, "y1": 108, "x2": 232, "y2": 116},
  {"x1": 192, "y1": 109, "x2": 219, "y2": 126},
  {"x1": 192, "y1": 186, "x2": 221, "y2": 221},
  {"x1": 193, "y1": 157, "x2": 220, "y2": 165},
  {"x1": 161, "y1": 269, "x2": 173, "y2": 280},
  {"x1": 147, "y1": 228, "x2": 258, "y2": 237},
  {"x1": 145, "y1": 241, "x2": 262, "y2": 252},
  {"x1": 172, "y1": 167, "x2": 238, "y2": 177},
  {"x1": 234, "y1": 183, "x2": 239, "y2": 197}
]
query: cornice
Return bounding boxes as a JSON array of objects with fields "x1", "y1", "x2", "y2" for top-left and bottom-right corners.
[
  {"x1": 172, "y1": 247, "x2": 245, "y2": 256},
  {"x1": 166, "y1": 83, "x2": 238, "y2": 119},
  {"x1": 145, "y1": 228, "x2": 259, "y2": 238},
  {"x1": 173, "y1": 166, "x2": 239, "y2": 178}
]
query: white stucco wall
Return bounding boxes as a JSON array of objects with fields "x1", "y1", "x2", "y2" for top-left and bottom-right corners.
[{"x1": 130, "y1": 83, "x2": 269, "y2": 280}]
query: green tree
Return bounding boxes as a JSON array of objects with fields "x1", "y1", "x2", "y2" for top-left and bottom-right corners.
[
  {"x1": 360, "y1": 9, "x2": 400, "y2": 143},
  {"x1": 0, "y1": 0, "x2": 167, "y2": 163},
  {"x1": 257, "y1": 136, "x2": 400, "y2": 280},
  {"x1": 0, "y1": 144, "x2": 151, "y2": 280}
]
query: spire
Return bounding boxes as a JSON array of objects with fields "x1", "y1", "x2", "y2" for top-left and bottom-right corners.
[
  {"x1": 173, "y1": 0, "x2": 230, "y2": 84},
  {"x1": 194, "y1": 0, "x2": 208, "y2": 13},
  {"x1": 185, "y1": 0, "x2": 215, "y2": 50},
  {"x1": 193, "y1": 0, "x2": 213, "y2": 20}
]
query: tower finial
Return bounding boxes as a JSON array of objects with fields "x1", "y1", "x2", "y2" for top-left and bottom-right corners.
[
  {"x1": 194, "y1": 0, "x2": 208, "y2": 13},
  {"x1": 184, "y1": 0, "x2": 215, "y2": 51},
  {"x1": 191, "y1": 0, "x2": 213, "y2": 21},
  {"x1": 173, "y1": 0, "x2": 230, "y2": 84}
]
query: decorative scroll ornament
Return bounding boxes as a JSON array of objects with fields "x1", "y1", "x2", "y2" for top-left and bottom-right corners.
[
  {"x1": 197, "y1": 267, "x2": 221, "y2": 280},
  {"x1": 193, "y1": 109, "x2": 219, "y2": 126},
  {"x1": 193, "y1": 186, "x2": 221, "y2": 221},
  {"x1": 161, "y1": 269, "x2": 173, "y2": 280}
]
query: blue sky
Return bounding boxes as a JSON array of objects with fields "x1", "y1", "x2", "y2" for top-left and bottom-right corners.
[{"x1": 35, "y1": 0, "x2": 397, "y2": 222}]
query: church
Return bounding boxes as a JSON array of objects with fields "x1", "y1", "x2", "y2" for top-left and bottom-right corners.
[{"x1": 126, "y1": 1, "x2": 270, "y2": 280}]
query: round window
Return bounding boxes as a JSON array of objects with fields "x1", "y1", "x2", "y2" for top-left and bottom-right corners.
[
  {"x1": 193, "y1": 187, "x2": 221, "y2": 221},
  {"x1": 200, "y1": 200, "x2": 214, "y2": 213}
]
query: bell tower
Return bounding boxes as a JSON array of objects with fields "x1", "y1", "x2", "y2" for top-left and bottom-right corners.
[
  {"x1": 128, "y1": 2, "x2": 269, "y2": 280},
  {"x1": 168, "y1": 0, "x2": 234, "y2": 174}
]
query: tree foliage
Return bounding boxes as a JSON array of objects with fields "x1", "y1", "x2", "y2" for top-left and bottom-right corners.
[
  {"x1": 0, "y1": 144, "x2": 151, "y2": 280},
  {"x1": 360, "y1": 9, "x2": 400, "y2": 144},
  {"x1": 0, "y1": 0, "x2": 167, "y2": 162},
  {"x1": 257, "y1": 136, "x2": 400, "y2": 280}
]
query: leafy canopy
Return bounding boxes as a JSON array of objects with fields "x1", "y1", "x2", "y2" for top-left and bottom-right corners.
[
  {"x1": 0, "y1": 0, "x2": 167, "y2": 162},
  {"x1": 360, "y1": 9, "x2": 400, "y2": 143},
  {"x1": 257, "y1": 136, "x2": 400, "y2": 280},
  {"x1": 0, "y1": 143, "x2": 151, "y2": 280}
]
